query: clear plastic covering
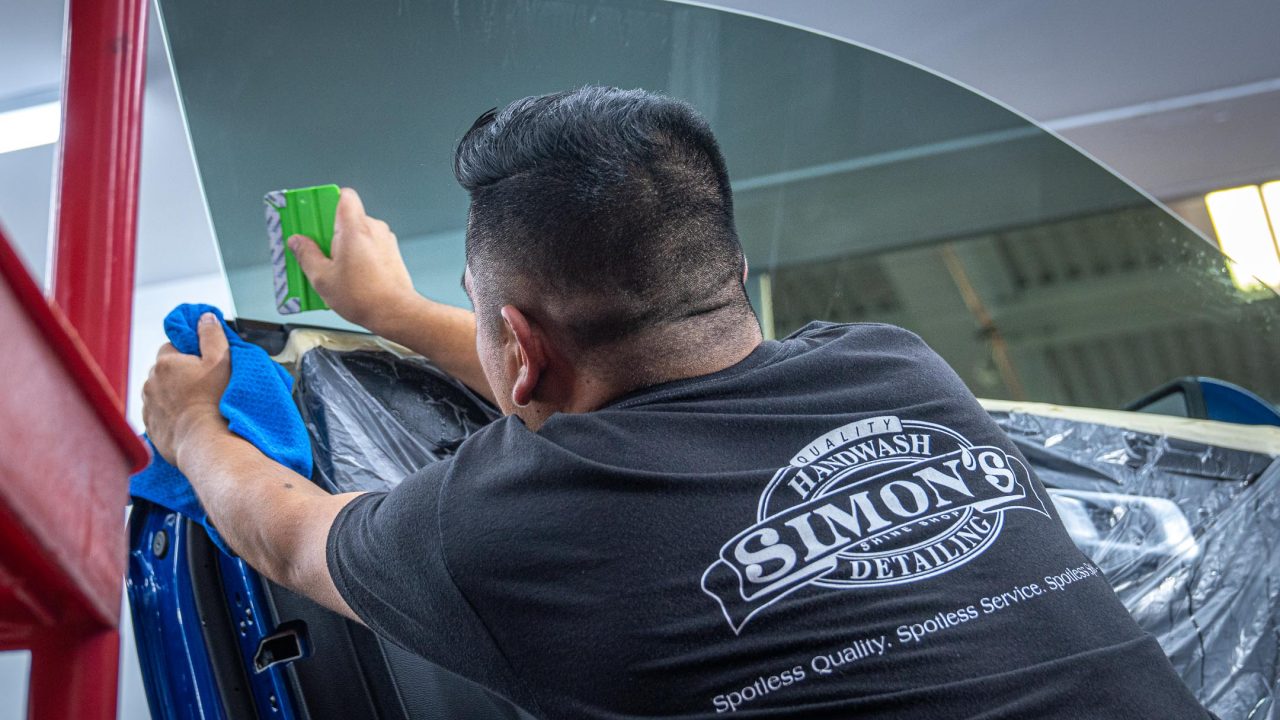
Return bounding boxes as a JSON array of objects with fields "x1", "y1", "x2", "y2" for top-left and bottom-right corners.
[
  {"x1": 991, "y1": 409, "x2": 1280, "y2": 720},
  {"x1": 281, "y1": 329, "x2": 1280, "y2": 719}
]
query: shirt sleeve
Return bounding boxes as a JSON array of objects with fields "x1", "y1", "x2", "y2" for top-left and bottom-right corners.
[{"x1": 326, "y1": 459, "x2": 531, "y2": 705}]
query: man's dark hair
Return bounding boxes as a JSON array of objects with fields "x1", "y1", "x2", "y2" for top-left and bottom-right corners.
[{"x1": 454, "y1": 86, "x2": 753, "y2": 350}]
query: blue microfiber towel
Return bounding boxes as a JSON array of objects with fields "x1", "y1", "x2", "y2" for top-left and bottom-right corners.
[{"x1": 130, "y1": 303, "x2": 312, "y2": 553}]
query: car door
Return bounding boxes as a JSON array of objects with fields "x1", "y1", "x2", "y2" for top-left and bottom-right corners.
[{"x1": 129, "y1": 324, "x2": 535, "y2": 719}]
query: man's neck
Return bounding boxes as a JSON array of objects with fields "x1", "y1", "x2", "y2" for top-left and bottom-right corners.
[
  {"x1": 515, "y1": 311, "x2": 765, "y2": 432},
  {"x1": 574, "y1": 317, "x2": 764, "y2": 410}
]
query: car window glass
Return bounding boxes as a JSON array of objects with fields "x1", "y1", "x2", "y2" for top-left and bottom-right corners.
[{"x1": 157, "y1": 0, "x2": 1280, "y2": 408}]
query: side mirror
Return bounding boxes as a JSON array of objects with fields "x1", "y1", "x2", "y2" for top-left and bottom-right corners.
[{"x1": 1125, "y1": 376, "x2": 1280, "y2": 427}]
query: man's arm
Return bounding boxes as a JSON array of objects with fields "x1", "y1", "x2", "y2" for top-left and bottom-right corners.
[
  {"x1": 354, "y1": 293, "x2": 491, "y2": 402},
  {"x1": 142, "y1": 314, "x2": 362, "y2": 622},
  {"x1": 178, "y1": 426, "x2": 363, "y2": 620},
  {"x1": 287, "y1": 188, "x2": 494, "y2": 402}
]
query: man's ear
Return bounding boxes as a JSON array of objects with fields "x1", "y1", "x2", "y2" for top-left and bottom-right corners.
[
  {"x1": 500, "y1": 305, "x2": 545, "y2": 408},
  {"x1": 742, "y1": 256, "x2": 750, "y2": 284}
]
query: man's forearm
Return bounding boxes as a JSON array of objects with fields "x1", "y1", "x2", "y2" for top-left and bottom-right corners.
[
  {"x1": 367, "y1": 295, "x2": 494, "y2": 403},
  {"x1": 175, "y1": 421, "x2": 362, "y2": 617}
]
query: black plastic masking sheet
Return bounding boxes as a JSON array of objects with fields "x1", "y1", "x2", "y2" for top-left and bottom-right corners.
[
  {"x1": 293, "y1": 343, "x2": 497, "y2": 494},
  {"x1": 284, "y1": 332, "x2": 1279, "y2": 719}
]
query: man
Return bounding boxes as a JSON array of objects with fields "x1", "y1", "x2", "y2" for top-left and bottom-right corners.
[{"x1": 143, "y1": 87, "x2": 1211, "y2": 718}]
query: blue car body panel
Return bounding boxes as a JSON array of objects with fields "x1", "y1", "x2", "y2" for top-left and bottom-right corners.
[
  {"x1": 1198, "y1": 377, "x2": 1280, "y2": 426},
  {"x1": 128, "y1": 503, "x2": 300, "y2": 719}
]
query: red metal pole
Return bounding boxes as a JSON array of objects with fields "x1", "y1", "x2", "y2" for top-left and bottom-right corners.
[
  {"x1": 50, "y1": 0, "x2": 148, "y2": 402},
  {"x1": 37, "y1": 0, "x2": 149, "y2": 715},
  {"x1": 27, "y1": 631, "x2": 122, "y2": 720}
]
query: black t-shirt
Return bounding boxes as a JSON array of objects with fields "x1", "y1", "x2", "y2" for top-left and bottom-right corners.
[{"x1": 328, "y1": 322, "x2": 1209, "y2": 719}]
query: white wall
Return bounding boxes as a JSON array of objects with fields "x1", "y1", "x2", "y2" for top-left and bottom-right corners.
[{"x1": 0, "y1": 652, "x2": 30, "y2": 720}]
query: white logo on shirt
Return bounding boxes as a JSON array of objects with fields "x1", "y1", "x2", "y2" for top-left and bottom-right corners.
[{"x1": 701, "y1": 416, "x2": 1048, "y2": 633}]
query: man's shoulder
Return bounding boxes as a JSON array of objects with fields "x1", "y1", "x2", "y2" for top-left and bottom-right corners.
[
  {"x1": 784, "y1": 320, "x2": 927, "y2": 348},
  {"x1": 441, "y1": 415, "x2": 581, "y2": 501},
  {"x1": 783, "y1": 321, "x2": 950, "y2": 373},
  {"x1": 447, "y1": 415, "x2": 552, "y2": 476}
]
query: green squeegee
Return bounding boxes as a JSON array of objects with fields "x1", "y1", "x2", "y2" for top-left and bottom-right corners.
[{"x1": 264, "y1": 184, "x2": 340, "y2": 314}]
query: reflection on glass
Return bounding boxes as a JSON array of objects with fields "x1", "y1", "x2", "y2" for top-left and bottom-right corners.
[
  {"x1": 158, "y1": 0, "x2": 1280, "y2": 408},
  {"x1": 762, "y1": 205, "x2": 1279, "y2": 407},
  {"x1": 1205, "y1": 184, "x2": 1280, "y2": 291}
]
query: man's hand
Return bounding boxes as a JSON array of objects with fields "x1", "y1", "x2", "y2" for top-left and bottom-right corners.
[
  {"x1": 289, "y1": 187, "x2": 419, "y2": 333},
  {"x1": 289, "y1": 187, "x2": 492, "y2": 400},
  {"x1": 141, "y1": 312, "x2": 232, "y2": 465}
]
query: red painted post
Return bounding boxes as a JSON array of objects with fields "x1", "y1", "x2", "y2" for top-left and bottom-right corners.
[
  {"x1": 26, "y1": 631, "x2": 122, "y2": 719},
  {"x1": 50, "y1": 0, "x2": 149, "y2": 401},
  {"x1": 31, "y1": 0, "x2": 150, "y2": 714}
]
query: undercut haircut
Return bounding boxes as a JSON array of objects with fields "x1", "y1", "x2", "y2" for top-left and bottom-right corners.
[{"x1": 454, "y1": 86, "x2": 753, "y2": 349}]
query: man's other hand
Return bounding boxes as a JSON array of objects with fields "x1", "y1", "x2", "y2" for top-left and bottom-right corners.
[
  {"x1": 288, "y1": 187, "x2": 419, "y2": 333},
  {"x1": 142, "y1": 312, "x2": 232, "y2": 465}
]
